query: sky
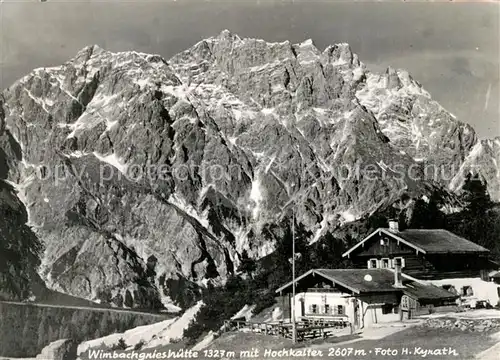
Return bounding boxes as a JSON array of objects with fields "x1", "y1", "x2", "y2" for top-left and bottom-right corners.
[{"x1": 0, "y1": 0, "x2": 498, "y2": 138}]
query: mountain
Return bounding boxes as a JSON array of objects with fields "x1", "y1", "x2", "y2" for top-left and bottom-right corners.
[
  {"x1": 0, "y1": 30, "x2": 498, "y2": 308},
  {"x1": 450, "y1": 138, "x2": 500, "y2": 201},
  {"x1": 0, "y1": 96, "x2": 44, "y2": 300}
]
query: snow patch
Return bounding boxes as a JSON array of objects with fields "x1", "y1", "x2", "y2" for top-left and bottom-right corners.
[
  {"x1": 232, "y1": 109, "x2": 243, "y2": 121},
  {"x1": 77, "y1": 301, "x2": 203, "y2": 354},
  {"x1": 313, "y1": 107, "x2": 327, "y2": 115},
  {"x1": 158, "y1": 295, "x2": 182, "y2": 314},
  {"x1": 161, "y1": 84, "x2": 188, "y2": 100},
  {"x1": 134, "y1": 78, "x2": 151, "y2": 89},
  {"x1": 249, "y1": 176, "x2": 264, "y2": 219},
  {"x1": 191, "y1": 332, "x2": 215, "y2": 351},
  {"x1": 24, "y1": 89, "x2": 51, "y2": 113},
  {"x1": 231, "y1": 305, "x2": 256, "y2": 321},
  {"x1": 93, "y1": 152, "x2": 128, "y2": 174},
  {"x1": 264, "y1": 155, "x2": 276, "y2": 174},
  {"x1": 352, "y1": 67, "x2": 365, "y2": 82},
  {"x1": 77, "y1": 319, "x2": 176, "y2": 355},
  {"x1": 311, "y1": 217, "x2": 329, "y2": 244},
  {"x1": 144, "y1": 301, "x2": 204, "y2": 348},
  {"x1": 261, "y1": 107, "x2": 276, "y2": 116},
  {"x1": 168, "y1": 194, "x2": 209, "y2": 229},
  {"x1": 331, "y1": 58, "x2": 348, "y2": 66},
  {"x1": 339, "y1": 210, "x2": 358, "y2": 224},
  {"x1": 5, "y1": 178, "x2": 35, "y2": 226},
  {"x1": 228, "y1": 136, "x2": 238, "y2": 146}
]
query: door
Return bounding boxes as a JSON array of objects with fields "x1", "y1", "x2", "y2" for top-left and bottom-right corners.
[{"x1": 300, "y1": 299, "x2": 305, "y2": 317}]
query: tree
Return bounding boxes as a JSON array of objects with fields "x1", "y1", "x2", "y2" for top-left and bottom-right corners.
[
  {"x1": 445, "y1": 174, "x2": 500, "y2": 260},
  {"x1": 237, "y1": 250, "x2": 256, "y2": 279},
  {"x1": 37, "y1": 317, "x2": 47, "y2": 350},
  {"x1": 265, "y1": 219, "x2": 311, "y2": 290},
  {"x1": 21, "y1": 318, "x2": 35, "y2": 355},
  {"x1": 112, "y1": 338, "x2": 128, "y2": 350},
  {"x1": 59, "y1": 325, "x2": 71, "y2": 340},
  {"x1": 409, "y1": 191, "x2": 445, "y2": 229},
  {"x1": 462, "y1": 174, "x2": 493, "y2": 213},
  {"x1": 99, "y1": 311, "x2": 112, "y2": 335},
  {"x1": 309, "y1": 232, "x2": 348, "y2": 269}
]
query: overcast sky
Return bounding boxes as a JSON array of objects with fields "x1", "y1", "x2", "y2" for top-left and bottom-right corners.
[{"x1": 0, "y1": 0, "x2": 498, "y2": 138}]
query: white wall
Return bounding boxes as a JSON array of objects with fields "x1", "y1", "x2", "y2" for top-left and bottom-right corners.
[
  {"x1": 291, "y1": 292, "x2": 353, "y2": 321},
  {"x1": 291, "y1": 292, "x2": 401, "y2": 329},
  {"x1": 361, "y1": 302, "x2": 400, "y2": 327},
  {"x1": 428, "y1": 277, "x2": 500, "y2": 306}
]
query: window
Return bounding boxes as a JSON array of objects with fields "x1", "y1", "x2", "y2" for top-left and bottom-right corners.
[
  {"x1": 324, "y1": 304, "x2": 330, "y2": 314},
  {"x1": 336, "y1": 305, "x2": 344, "y2": 315},
  {"x1": 442, "y1": 285, "x2": 458, "y2": 295},
  {"x1": 381, "y1": 258, "x2": 390, "y2": 268},
  {"x1": 393, "y1": 257, "x2": 405, "y2": 269},
  {"x1": 368, "y1": 259, "x2": 378, "y2": 269},
  {"x1": 462, "y1": 286, "x2": 474, "y2": 297},
  {"x1": 311, "y1": 304, "x2": 318, "y2": 314}
]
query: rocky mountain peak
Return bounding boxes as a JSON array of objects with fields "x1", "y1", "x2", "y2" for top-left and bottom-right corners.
[{"x1": 0, "y1": 31, "x2": 498, "y2": 308}]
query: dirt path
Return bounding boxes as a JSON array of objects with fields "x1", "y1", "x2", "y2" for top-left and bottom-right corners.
[{"x1": 475, "y1": 342, "x2": 500, "y2": 360}]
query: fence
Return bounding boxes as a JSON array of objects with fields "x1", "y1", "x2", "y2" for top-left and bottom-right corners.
[{"x1": 223, "y1": 318, "x2": 351, "y2": 342}]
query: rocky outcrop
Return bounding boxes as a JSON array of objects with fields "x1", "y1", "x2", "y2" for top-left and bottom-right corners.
[
  {"x1": 0, "y1": 95, "x2": 44, "y2": 300},
  {"x1": 356, "y1": 68, "x2": 478, "y2": 185},
  {"x1": 1, "y1": 31, "x2": 498, "y2": 308},
  {"x1": 36, "y1": 339, "x2": 77, "y2": 360},
  {"x1": 450, "y1": 138, "x2": 500, "y2": 202}
]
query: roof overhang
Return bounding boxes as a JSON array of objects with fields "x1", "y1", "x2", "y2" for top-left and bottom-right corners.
[
  {"x1": 342, "y1": 228, "x2": 427, "y2": 258},
  {"x1": 274, "y1": 269, "x2": 361, "y2": 295}
]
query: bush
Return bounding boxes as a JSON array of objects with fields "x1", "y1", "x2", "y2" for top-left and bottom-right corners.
[
  {"x1": 133, "y1": 340, "x2": 145, "y2": 351},
  {"x1": 111, "y1": 338, "x2": 127, "y2": 350},
  {"x1": 252, "y1": 291, "x2": 276, "y2": 316}
]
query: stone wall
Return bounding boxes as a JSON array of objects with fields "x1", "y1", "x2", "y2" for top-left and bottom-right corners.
[{"x1": 424, "y1": 317, "x2": 500, "y2": 332}]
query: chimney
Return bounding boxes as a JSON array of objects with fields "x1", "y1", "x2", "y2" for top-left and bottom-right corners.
[
  {"x1": 388, "y1": 219, "x2": 399, "y2": 233},
  {"x1": 394, "y1": 257, "x2": 403, "y2": 288}
]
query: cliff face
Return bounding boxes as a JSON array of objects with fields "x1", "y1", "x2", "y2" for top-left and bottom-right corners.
[
  {"x1": 0, "y1": 31, "x2": 497, "y2": 308},
  {"x1": 0, "y1": 95, "x2": 43, "y2": 300},
  {"x1": 450, "y1": 138, "x2": 500, "y2": 202}
]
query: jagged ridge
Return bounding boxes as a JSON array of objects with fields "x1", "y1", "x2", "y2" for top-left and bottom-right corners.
[{"x1": 0, "y1": 30, "x2": 497, "y2": 308}]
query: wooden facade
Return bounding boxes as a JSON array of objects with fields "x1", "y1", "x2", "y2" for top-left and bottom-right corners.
[{"x1": 349, "y1": 231, "x2": 491, "y2": 280}]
